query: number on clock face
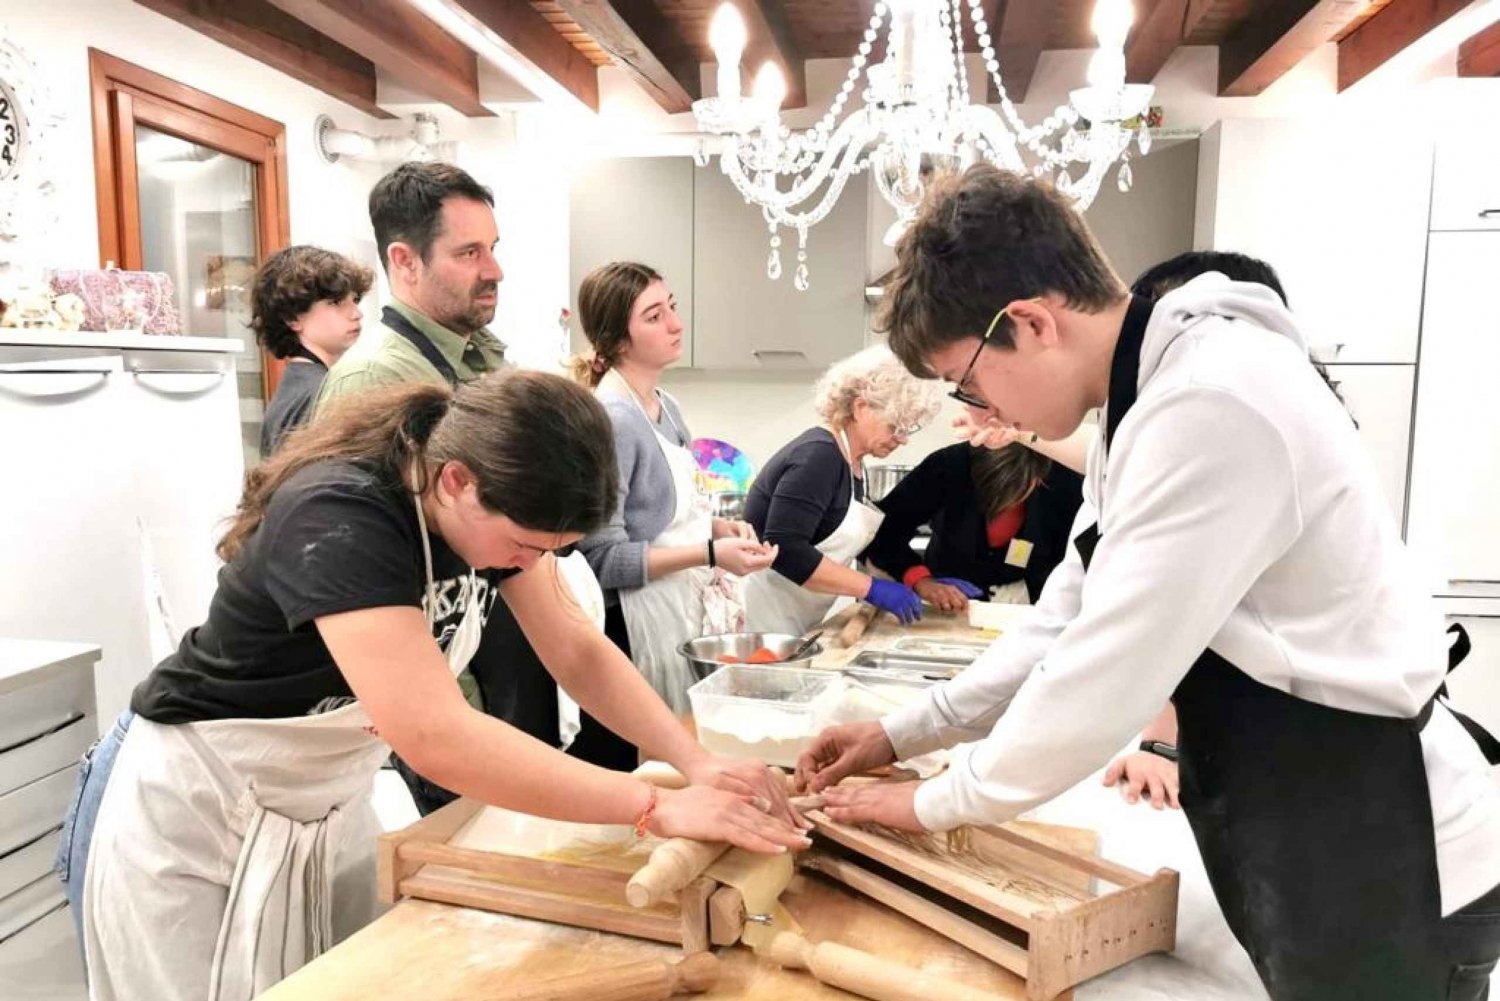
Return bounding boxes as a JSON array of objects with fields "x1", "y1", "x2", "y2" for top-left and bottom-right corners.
[{"x1": 0, "y1": 88, "x2": 18, "y2": 180}]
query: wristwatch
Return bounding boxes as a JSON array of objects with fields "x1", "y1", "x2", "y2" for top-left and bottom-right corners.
[{"x1": 1139, "y1": 739, "x2": 1179, "y2": 762}]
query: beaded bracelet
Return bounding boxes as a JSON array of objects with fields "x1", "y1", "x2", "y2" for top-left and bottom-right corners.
[{"x1": 633, "y1": 782, "x2": 659, "y2": 839}]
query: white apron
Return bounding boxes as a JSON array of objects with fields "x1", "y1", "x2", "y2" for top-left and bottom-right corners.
[
  {"x1": 83, "y1": 493, "x2": 483, "y2": 1001},
  {"x1": 744, "y1": 429, "x2": 885, "y2": 636},
  {"x1": 600, "y1": 370, "x2": 743, "y2": 714}
]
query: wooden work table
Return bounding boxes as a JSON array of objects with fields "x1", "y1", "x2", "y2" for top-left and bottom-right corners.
[
  {"x1": 264, "y1": 614, "x2": 1284, "y2": 1001},
  {"x1": 260, "y1": 868, "x2": 1047, "y2": 1001}
]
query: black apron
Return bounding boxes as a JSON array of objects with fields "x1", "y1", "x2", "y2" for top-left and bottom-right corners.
[
  {"x1": 1076, "y1": 296, "x2": 1461, "y2": 1000},
  {"x1": 381, "y1": 306, "x2": 461, "y2": 385}
]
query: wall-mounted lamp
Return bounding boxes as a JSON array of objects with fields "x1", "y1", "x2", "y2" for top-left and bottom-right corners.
[{"x1": 314, "y1": 112, "x2": 458, "y2": 164}]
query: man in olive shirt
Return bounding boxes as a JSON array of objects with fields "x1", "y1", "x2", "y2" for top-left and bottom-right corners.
[
  {"x1": 317, "y1": 163, "x2": 507, "y2": 401},
  {"x1": 317, "y1": 162, "x2": 566, "y2": 812}
]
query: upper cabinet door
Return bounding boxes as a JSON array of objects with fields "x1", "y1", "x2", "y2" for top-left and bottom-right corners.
[
  {"x1": 1200, "y1": 117, "x2": 1431, "y2": 365},
  {"x1": 692, "y1": 162, "x2": 868, "y2": 371},
  {"x1": 1430, "y1": 127, "x2": 1500, "y2": 233},
  {"x1": 1407, "y1": 231, "x2": 1500, "y2": 597},
  {"x1": 569, "y1": 157, "x2": 696, "y2": 366}
]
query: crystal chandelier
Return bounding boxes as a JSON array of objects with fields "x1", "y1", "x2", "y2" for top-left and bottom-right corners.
[{"x1": 692, "y1": 0, "x2": 1154, "y2": 288}]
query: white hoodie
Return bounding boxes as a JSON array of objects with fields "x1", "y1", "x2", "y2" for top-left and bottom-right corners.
[{"x1": 882, "y1": 274, "x2": 1500, "y2": 914}]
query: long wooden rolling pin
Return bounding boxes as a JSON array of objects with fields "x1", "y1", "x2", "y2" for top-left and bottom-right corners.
[
  {"x1": 762, "y1": 931, "x2": 1007, "y2": 1001},
  {"x1": 502, "y1": 953, "x2": 720, "y2": 1001},
  {"x1": 838, "y1": 603, "x2": 882, "y2": 647},
  {"x1": 626, "y1": 838, "x2": 732, "y2": 908}
]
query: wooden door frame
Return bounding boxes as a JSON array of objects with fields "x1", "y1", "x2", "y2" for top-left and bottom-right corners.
[{"x1": 88, "y1": 49, "x2": 291, "y2": 397}]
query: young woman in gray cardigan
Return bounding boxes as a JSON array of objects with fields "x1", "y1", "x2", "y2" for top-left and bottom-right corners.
[{"x1": 570, "y1": 262, "x2": 777, "y2": 768}]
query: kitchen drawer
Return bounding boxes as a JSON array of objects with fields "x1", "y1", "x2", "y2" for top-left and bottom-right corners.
[
  {"x1": 0, "y1": 713, "x2": 93, "y2": 800},
  {"x1": 0, "y1": 872, "x2": 65, "y2": 943},
  {"x1": 0, "y1": 825, "x2": 60, "y2": 900},
  {"x1": 0, "y1": 659, "x2": 94, "y2": 756},
  {"x1": 0, "y1": 896, "x2": 85, "y2": 996},
  {"x1": 0, "y1": 767, "x2": 75, "y2": 859}
]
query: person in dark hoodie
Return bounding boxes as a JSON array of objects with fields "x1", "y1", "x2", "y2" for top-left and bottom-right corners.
[{"x1": 798, "y1": 164, "x2": 1500, "y2": 1001}]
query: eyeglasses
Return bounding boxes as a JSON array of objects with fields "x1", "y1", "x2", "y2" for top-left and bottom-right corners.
[
  {"x1": 947, "y1": 297, "x2": 1042, "y2": 410},
  {"x1": 888, "y1": 420, "x2": 923, "y2": 439}
]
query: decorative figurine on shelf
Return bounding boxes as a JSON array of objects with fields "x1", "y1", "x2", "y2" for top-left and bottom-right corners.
[{"x1": 51, "y1": 292, "x2": 84, "y2": 330}]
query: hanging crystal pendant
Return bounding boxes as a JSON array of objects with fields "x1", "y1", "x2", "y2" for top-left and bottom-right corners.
[
  {"x1": 794, "y1": 263, "x2": 810, "y2": 291},
  {"x1": 1136, "y1": 122, "x2": 1152, "y2": 155},
  {"x1": 1117, "y1": 159, "x2": 1133, "y2": 192},
  {"x1": 767, "y1": 247, "x2": 783, "y2": 280}
]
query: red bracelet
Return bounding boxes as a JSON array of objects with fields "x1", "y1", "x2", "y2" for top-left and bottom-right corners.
[
  {"x1": 633, "y1": 783, "x2": 659, "y2": 838},
  {"x1": 902, "y1": 565, "x2": 934, "y2": 588}
]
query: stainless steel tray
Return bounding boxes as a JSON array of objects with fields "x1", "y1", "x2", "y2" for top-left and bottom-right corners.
[
  {"x1": 889, "y1": 636, "x2": 991, "y2": 662},
  {"x1": 846, "y1": 650, "x2": 968, "y2": 679}
]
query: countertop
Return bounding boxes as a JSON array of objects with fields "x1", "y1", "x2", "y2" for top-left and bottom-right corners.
[
  {"x1": 0, "y1": 639, "x2": 101, "y2": 691},
  {"x1": 0, "y1": 328, "x2": 243, "y2": 353}
]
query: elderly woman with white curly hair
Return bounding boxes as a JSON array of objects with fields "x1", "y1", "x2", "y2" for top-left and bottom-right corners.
[{"x1": 743, "y1": 345, "x2": 942, "y2": 634}]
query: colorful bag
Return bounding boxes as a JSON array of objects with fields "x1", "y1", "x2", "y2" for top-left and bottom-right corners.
[{"x1": 48, "y1": 268, "x2": 181, "y2": 335}]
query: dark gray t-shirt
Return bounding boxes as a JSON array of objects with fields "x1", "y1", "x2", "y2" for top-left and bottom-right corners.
[
  {"x1": 131, "y1": 460, "x2": 513, "y2": 722},
  {"x1": 260, "y1": 361, "x2": 326, "y2": 456}
]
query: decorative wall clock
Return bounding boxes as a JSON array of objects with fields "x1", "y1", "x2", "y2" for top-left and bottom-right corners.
[{"x1": 0, "y1": 33, "x2": 63, "y2": 285}]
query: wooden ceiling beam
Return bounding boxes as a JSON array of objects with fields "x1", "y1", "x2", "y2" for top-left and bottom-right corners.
[
  {"x1": 1219, "y1": 0, "x2": 1371, "y2": 96},
  {"x1": 438, "y1": 0, "x2": 599, "y2": 111},
  {"x1": 1337, "y1": 0, "x2": 1471, "y2": 91},
  {"x1": 264, "y1": 0, "x2": 494, "y2": 117},
  {"x1": 555, "y1": 0, "x2": 701, "y2": 113},
  {"x1": 1458, "y1": 20, "x2": 1500, "y2": 77},
  {"x1": 134, "y1": 0, "x2": 395, "y2": 119},
  {"x1": 740, "y1": 0, "x2": 808, "y2": 111},
  {"x1": 989, "y1": 0, "x2": 1049, "y2": 104},
  {"x1": 1126, "y1": 0, "x2": 1216, "y2": 84}
]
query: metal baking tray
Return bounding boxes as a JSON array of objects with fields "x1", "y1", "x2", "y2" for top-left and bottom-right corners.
[
  {"x1": 889, "y1": 636, "x2": 991, "y2": 662},
  {"x1": 846, "y1": 650, "x2": 969, "y2": 679}
]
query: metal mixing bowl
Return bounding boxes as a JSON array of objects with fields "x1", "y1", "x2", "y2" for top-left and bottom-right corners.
[{"x1": 678, "y1": 632, "x2": 825, "y2": 680}]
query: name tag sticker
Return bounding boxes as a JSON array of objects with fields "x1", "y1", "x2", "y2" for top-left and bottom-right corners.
[{"x1": 1005, "y1": 538, "x2": 1033, "y2": 569}]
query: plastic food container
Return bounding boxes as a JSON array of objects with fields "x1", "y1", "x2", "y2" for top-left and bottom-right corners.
[
  {"x1": 967, "y1": 600, "x2": 1032, "y2": 632},
  {"x1": 687, "y1": 664, "x2": 842, "y2": 768}
]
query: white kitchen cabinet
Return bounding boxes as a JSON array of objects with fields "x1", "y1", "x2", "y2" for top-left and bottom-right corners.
[
  {"x1": 693, "y1": 162, "x2": 869, "y2": 371},
  {"x1": 121, "y1": 352, "x2": 244, "y2": 644},
  {"x1": 569, "y1": 157, "x2": 697, "y2": 365},
  {"x1": 0, "y1": 359, "x2": 150, "y2": 726},
  {"x1": 1324, "y1": 364, "x2": 1414, "y2": 526},
  {"x1": 1195, "y1": 116, "x2": 1431, "y2": 364},
  {"x1": 1429, "y1": 123, "x2": 1500, "y2": 233},
  {"x1": 1406, "y1": 232, "x2": 1500, "y2": 599},
  {"x1": 0, "y1": 333, "x2": 243, "y2": 724}
]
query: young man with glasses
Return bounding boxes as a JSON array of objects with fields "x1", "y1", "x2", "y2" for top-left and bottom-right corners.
[{"x1": 796, "y1": 164, "x2": 1500, "y2": 1000}]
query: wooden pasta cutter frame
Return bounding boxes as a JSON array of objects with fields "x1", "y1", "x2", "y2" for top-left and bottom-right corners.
[
  {"x1": 794, "y1": 810, "x2": 1179, "y2": 1001},
  {"x1": 377, "y1": 797, "x2": 721, "y2": 953}
]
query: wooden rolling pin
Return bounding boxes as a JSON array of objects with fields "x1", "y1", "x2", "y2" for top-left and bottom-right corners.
[
  {"x1": 626, "y1": 838, "x2": 732, "y2": 908},
  {"x1": 503, "y1": 953, "x2": 720, "y2": 1001},
  {"x1": 838, "y1": 604, "x2": 882, "y2": 647},
  {"x1": 762, "y1": 931, "x2": 1006, "y2": 1001}
]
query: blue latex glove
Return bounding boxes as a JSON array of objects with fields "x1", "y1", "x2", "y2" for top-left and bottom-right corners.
[
  {"x1": 866, "y1": 579, "x2": 923, "y2": 625},
  {"x1": 932, "y1": 577, "x2": 986, "y2": 600}
]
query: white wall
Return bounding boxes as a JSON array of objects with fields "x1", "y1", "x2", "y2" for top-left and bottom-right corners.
[
  {"x1": 5, "y1": 0, "x2": 389, "y2": 279},
  {"x1": 2, "y1": 0, "x2": 577, "y2": 372}
]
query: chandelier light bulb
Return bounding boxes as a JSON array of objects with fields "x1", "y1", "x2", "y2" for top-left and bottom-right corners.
[
  {"x1": 1091, "y1": 0, "x2": 1135, "y2": 49},
  {"x1": 752, "y1": 62, "x2": 787, "y2": 112},
  {"x1": 709, "y1": 4, "x2": 748, "y2": 66}
]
